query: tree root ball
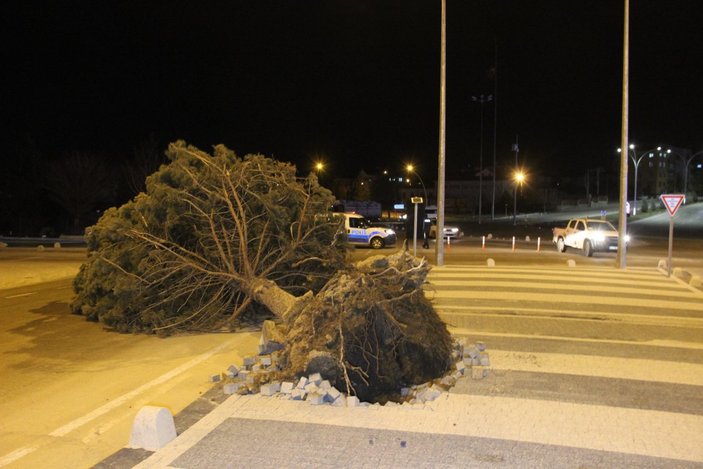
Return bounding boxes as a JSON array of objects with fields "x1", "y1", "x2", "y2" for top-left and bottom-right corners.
[{"x1": 279, "y1": 251, "x2": 453, "y2": 403}]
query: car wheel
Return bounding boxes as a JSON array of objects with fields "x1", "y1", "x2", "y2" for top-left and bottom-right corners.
[
  {"x1": 583, "y1": 240, "x2": 593, "y2": 257},
  {"x1": 557, "y1": 238, "x2": 566, "y2": 253},
  {"x1": 370, "y1": 237, "x2": 384, "y2": 249}
]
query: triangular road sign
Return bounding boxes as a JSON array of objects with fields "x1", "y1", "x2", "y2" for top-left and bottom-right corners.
[{"x1": 660, "y1": 194, "x2": 685, "y2": 216}]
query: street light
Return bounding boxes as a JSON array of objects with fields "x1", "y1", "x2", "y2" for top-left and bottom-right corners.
[
  {"x1": 472, "y1": 94, "x2": 492, "y2": 223},
  {"x1": 664, "y1": 148, "x2": 703, "y2": 199},
  {"x1": 405, "y1": 164, "x2": 429, "y2": 203},
  {"x1": 513, "y1": 170, "x2": 525, "y2": 225},
  {"x1": 618, "y1": 144, "x2": 660, "y2": 216}
]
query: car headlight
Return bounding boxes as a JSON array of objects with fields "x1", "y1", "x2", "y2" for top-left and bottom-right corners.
[
  {"x1": 386, "y1": 229, "x2": 395, "y2": 235},
  {"x1": 593, "y1": 233, "x2": 605, "y2": 242},
  {"x1": 624, "y1": 234, "x2": 631, "y2": 243}
]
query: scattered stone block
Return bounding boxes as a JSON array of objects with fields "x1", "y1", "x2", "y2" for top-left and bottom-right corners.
[
  {"x1": 239, "y1": 369, "x2": 250, "y2": 380},
  {"x1": 251, "y1": 364, "x2": 261, "y2": 372},
  {"x1": 128, "y1": 406, "x2": 177, "y2": 451},
  {"x1": 223, "y1": 382, "x2": 242, "y2": 395},
  {"x1": 243, "y1": 357, "x2": 256, "y2": 367},
  {"x1": 347, "y1": 396, "x2": 360, "y2": 407},
  {"x1": 479, "y1": 353, "x2": 490, "y2": 367},
  {"x1": 280, "y1": 382, "x2": 295, "y2": 394},
  {"x1": 401, "y1": 387, "x2": 411, "y2": 397},
  {"x1": 476, "y1": 342, "x2": 486, "y2": 351},
  {"x1": 296, "y1": 376, "x2": 308, "y2": 389},
  {"x1": 308, "y1": 392, "x2": 325, "y2": 405},
  {"x1": 260, "y1": 356, "x2": 272, "y2": 367},
  {"x1": 261, "y1": 319, "x2": 285, "y2": 354},
  {"x1": 308, "y1": 373, "x2": 322, "y2": 385},
  {"x1": 291, "y1": 389, "x2": 307, "y2": 400},
  {"x1": 452, "y1": 371, "x2": 463, "y2": 381},
  {"x1": 325, "y1": 387, "x2": 341, "y2": 402},
  {"x1": 304, "y1": 383, "x2": 319, "y2": 394},
  {"x1": 210, "y1": 373, "x2": 221, "y2": 383},
  {"x1": 464, "y1": 347, "x2": 479, "y2": 359},
  {"x1": 319, "y1": 380, "x2": 332, "y2": 390},
  {"x1": 471, "y1": 366, "x2": 488, "y2": 380},
  {"x1": 455, "y1": 361, "x2": 465, "y2": 373},
  {"x1": 440, "y1": 375, "x2": 455, "y2": 387},
  {"x1": 226, "y1": 365, "x2": 239, "y2": 378},
  {"x1": 260, "y1": 382, "x2": 281, "y2": 396}
]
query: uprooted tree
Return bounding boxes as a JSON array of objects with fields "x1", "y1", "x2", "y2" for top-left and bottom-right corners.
[{"x1": 72, "y1": 141, "x2": 452, "y2": 401}]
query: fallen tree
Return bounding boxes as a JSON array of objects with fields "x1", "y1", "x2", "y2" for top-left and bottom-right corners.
[{"x1": 72, "y1": 141, "x2": 453, "y2": 401}]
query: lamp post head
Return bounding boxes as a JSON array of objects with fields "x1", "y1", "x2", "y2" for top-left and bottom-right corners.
[
  {"x1": 629, "y1": 143, "x2": 635, "y2": 150},
  {"x1": 515, "y1": 171, "x2": 526, "y2": 184},
  {"x1": 406, "y1": 164, "x2": 414, "y2": 173},
  {"x1": 315, "y1": 161, "x2": 324, "y2": 172}
]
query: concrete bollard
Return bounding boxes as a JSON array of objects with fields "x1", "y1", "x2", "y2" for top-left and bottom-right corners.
[
  {"x1": 657, "y1": 259, "x2": 668, "y2": 270},
  {"x1": 128, "y1": 406, "x2": 177, "y2": 451},
  {"x1": 536, "y1": 237, "x2": 541, "y2": 252},
  {"x1": 482, "y1": 236, "x2": 485, "y2": 249},
  {"x1": 567, "y1": 259, "x2": 576, "y2": 267},
  {"x1": 486, "y1": 258, "x2": 495, "y2": 267},
  {"x1": 511, "y1": 236, "x2": 516, "y2": 251}
]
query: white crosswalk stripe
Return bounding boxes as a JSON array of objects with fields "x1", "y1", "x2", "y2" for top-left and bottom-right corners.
[{"x1": 427, "y1": 264, "x2": 703, "y2": 463}]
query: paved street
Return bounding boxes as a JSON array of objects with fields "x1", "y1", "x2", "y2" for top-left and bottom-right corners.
[{"x1": 134, "y1": 264, "x2": 703, "y2": 468}]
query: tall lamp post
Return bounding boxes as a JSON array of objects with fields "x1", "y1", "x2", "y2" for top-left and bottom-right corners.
[
  {"x1": 618, "y1": 144, "x2": 660, "y2": 216},
  {"x1": 472, "y1": 94, "x2": 492, "y2": 223},
  {"x1": 406, "y1": 164, "x2": 429, "y2": 251},
  {"x1": 665, "y1": 148, "x2": 703, "y2": 199}
]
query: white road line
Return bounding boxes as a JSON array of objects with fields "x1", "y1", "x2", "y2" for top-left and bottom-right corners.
[
  {"x1": 0, "y1": 338, "x2": 237, "y2": 467},
  {"x1": 446, "y1": 328, "x2": 703, "y2": 351},
  {"x1": 0, "y1": 447, "x2": 37, "y2": 467},
  {"x1": 3, "y1": 292, "x2": 37, "y2": 299}
]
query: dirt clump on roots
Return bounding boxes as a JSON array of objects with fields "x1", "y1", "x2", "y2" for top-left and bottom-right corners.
[{"x1": 276, "y1": 251, "x2": 453, "y2": 403}]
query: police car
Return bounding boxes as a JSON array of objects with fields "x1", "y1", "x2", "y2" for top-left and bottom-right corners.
[{"x1": 339, "y1": 213, "x2": 396, "y2": 249}]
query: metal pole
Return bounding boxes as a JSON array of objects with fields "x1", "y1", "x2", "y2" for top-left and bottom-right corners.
[
  {"x1": 667, "y1": 216, "x2": 674, "y2": 277},
  {"x1": 413, "y1": 202, "x2": 418, "y2": 257},
  {"x1": 492, "y1": 42, "x2": 498, "y2": 220},
  {"x1": 512, "y1": 135, "x2": 519, "y2": 225},
  {"x1": 616, "y1": 0, "x2": 629, "y2": 270},
  {"x1": 633, "y1": 159, "x2": 638, "y2": 216},
  {"x1": 478, "y1": 96, "x2": 484, "y2": 223},
  {"x1": 436, "y1": 0, "x2": 446, "y2": 267}
]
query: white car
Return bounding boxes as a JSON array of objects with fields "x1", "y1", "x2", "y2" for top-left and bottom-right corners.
[
  {"x1": 339, "y1": 213, "x2": 397, "y2": 249},
  {"x1": 428, "y1": 219, "x2": 464, "y2": 239}
]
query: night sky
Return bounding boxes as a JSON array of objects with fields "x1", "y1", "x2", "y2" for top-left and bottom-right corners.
[{"x1": 3, "y1": 1, "x2": 702, "y2": 180}]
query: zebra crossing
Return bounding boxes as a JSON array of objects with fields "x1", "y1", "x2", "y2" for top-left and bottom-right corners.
[{"x1": 428, "y1": 264, "x2": 703, "y2": 464}]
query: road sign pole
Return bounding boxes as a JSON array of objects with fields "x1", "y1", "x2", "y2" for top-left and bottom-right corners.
[
  {"x1": 667, "y1": 217, "x2": 674, "y2": 278},
  {"x1": 660, "y1": 194, "x2": 684, "y2": 278},
  {"x1": 413, "y1": 203, "x2": 418, "y2": 257}
]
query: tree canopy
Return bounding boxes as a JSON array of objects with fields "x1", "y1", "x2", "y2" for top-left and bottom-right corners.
[{"x1": 72, "y1": 141, "x2": 345, "y2": 334}]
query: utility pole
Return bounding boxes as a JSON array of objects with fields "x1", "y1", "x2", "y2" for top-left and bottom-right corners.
[
  {"x1": 616, "y1": 0, "x2": 629, "y2": 270},
  {"x1": 436, "y1": 0, "x2": 446, "y2": 267},
  {"x1": 492, "y1": 42, "x2": 498, "y2": 220}
]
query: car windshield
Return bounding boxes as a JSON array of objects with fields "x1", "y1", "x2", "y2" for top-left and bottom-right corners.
[{"x1": 586, "y1": 220, "x2": 616, "y2": 231}]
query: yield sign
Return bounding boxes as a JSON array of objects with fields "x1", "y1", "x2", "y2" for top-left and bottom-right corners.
[{"x1": 660, "y1": 194, "x2": 685, "y2": 216}]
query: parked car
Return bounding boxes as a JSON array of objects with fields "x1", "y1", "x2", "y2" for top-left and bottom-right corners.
[{"x1": 552, "y1": 218, "x2": 630, "y2": 257}]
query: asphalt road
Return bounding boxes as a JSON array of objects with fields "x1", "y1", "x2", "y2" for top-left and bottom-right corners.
[{"x1": 0, "y1": 277, "x2": 260, "y2": 469}]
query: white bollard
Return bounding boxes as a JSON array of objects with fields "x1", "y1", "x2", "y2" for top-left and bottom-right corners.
[
  {"x1": 536, "y1": 237, "x2": 541, "y2": 252},
  {"x1": 511, "y1": 236, "x2": 516, "y2": 251},
  {"x1": 128, "y1": 406, "x2": 177, "y2": 451}
]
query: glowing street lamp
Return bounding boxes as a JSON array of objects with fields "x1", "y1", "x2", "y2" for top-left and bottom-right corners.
[
  {"x1": 314, "y1": 161, "x2": 324, "y2": 173},
  {"x1": 618, "y1": 144, "x2": 660, "y2": 215},
  {"x1": 512, "y1": 170, "x2": 525, "y2": 225}
]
